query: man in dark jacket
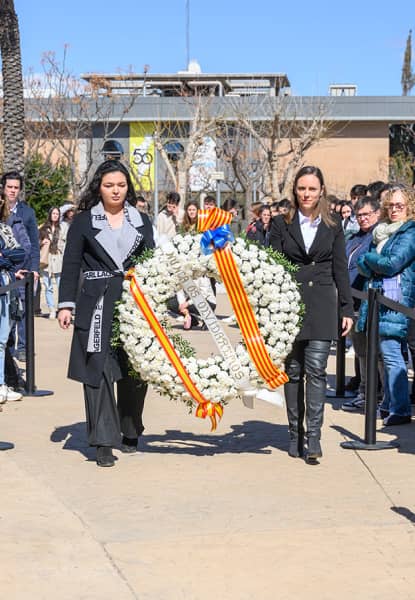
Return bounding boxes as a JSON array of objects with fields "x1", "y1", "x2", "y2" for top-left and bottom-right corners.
[
  {"x1": 1, "y1": 171, "x2": 40, "y2": 362},
  {"x1": 342, "y1": 196, "x2": 380, "y2": 411}
]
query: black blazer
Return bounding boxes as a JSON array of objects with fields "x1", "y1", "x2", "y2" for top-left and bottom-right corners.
[
  {"x1": 270, "y1": 212, "x2": 353, "y2": 341},
  {"x1": 58, "y1": 208, "x2": 154, "y2": 386}
]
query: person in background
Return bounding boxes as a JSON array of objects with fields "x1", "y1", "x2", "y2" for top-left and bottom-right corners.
[
  {"x1": 278, "y1": 199, "x2": 292, "y2": 216},
  {"x1": 39, "y1": 207, "x2": 68, "y2": 319},
  {"x1": 157, "y1": 191, "x2": 181, "y2": 244},
  {"x1": 221, "y1": 198, "x2": 242, "y2": 236},
  {"x1": 367, "y1": 180, "x2": 385, "y2": 201},
  {"x1": 357, "y1": 184, "x2": 415, "y2": 426},
  {"x1": 181, "y1": 200, "x2": 199, "y2": 233},
  {"x1": 1, "y1": 171, "x2": 39, "y2": 362},
  {"x1": 245, "y1": 201, "x2": 263, "y2": 237},
  {"x1": 270, "y1": 202, "x2": 280, "y2": 218},
  {"x1": 341, "y1": 196, "x2": 381, "y2": 411},
  {"x1": 247, "y1": 204, "x2": 272, "y2": 247},
  {"x1": 58, "y1": 160, "x2": 155, "y2": 467},
  {"x1": 0, "y1": 197, "x2": 26, "y2": 405},
  {"x1": 60, "y1": 204, "x2": 75, "y2": 227},
  {"x1": 350, "y1": 184, "x2": 368, "y2": 208},
  {"x1": 136, "y1": 195, "x2": 149, "y2": 214},
  {"x1": 203, "y1": 195, "x2": 217, "y2": 211},
  {"x1": 270, "y1": 165, "x2": 354, "y2": 462},
  {"x1": 340, "y1": 200, "x2": 359, "y2": 240}
]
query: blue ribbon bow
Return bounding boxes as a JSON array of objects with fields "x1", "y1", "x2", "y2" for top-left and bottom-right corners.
[{"x1": 200, "y1": 224, "x2": 234, "y2": 255}]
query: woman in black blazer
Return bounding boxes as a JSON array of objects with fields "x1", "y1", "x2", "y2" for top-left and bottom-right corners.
[
  {"x1": 58, "y1": 161, "x2": 154, "y2": 467},
  {"x1": 270, "y1": 166, "x2": 354, "y2": 462}
]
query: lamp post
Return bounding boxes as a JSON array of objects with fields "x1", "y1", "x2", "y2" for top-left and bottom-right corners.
[
  {"x1": 211, "y1": 170, "x2": 224, "y2": 206},
  {"x1": 249, "y1": 160, "x2": 259, "y2": 204}
]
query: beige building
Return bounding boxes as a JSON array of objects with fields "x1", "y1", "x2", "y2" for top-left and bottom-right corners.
[{"x1": 25, "y1": 71, "x2": 415, "y2": 201}]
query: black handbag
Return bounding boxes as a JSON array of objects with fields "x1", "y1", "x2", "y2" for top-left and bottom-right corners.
[{"x1": 9, "y1": 289, "x2": 24, "y2": 321}]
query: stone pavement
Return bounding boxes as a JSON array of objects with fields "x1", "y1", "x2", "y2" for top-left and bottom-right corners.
[{"x1": 0, "y1": 294, "x2": 415, "y2": 599}]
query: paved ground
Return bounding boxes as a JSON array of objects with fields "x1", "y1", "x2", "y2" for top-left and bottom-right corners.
[{"x1": 1, "y1": 294, "x2": 414, "y2": 599}]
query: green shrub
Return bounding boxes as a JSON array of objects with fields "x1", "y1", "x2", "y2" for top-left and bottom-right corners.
[{"x1": 24, "y1": 155, "x2": 71, "y2": 222}]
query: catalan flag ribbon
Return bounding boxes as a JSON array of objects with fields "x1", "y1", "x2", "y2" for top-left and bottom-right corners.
[
  {"x1": 198, "y1": 208, "x2": 288, "y2": 389},
  {"x1": 126, "y1": 269, "x2": 223, "y2": 430}
]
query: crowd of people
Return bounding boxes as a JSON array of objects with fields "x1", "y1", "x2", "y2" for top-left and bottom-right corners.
[{"x1": 0, "y1": 161, "x2": 413, "y2": 466}]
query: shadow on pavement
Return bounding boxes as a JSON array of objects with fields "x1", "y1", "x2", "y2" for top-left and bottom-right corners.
[
  {"x1": 391, "y1": 506, "x2": 415, "y2": 525},
  {"x1": 331, "y1": 423, "x2": 415, "y2": 455},
  {"x1": 50, "y1": 420, "x2": 289, "y2": 457},
  {"x1": 50, "y1": 422, "x2": 93, "y2": 460}
]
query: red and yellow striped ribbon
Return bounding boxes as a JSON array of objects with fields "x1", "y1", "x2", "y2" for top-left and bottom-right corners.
[
  {"x1": 126, "y1": 269, "x2": 223, "y2": 430},
  {"x1": 198, "y1": 208, "x2": 288, "y2": 388}
]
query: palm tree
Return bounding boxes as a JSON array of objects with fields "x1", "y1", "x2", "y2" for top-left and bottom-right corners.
[{"x1": 0, "y1": 0, "x2": 25, "y2": 172}]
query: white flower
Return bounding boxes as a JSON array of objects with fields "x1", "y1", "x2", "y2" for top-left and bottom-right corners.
[{"x1": 119, "y1": 233, "x2": 301, "y2": 419}]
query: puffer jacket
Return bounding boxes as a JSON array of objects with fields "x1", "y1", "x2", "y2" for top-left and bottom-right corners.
[{"x1": 356, "y1": 220, "x2": 415, "y2": 339}]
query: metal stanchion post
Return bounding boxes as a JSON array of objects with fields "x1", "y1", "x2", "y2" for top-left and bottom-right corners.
[
  {"x1": 341, "y1": 287, "x2": 399, "y2": 451},
  {"x1": 335, "y1": 333, "x2": 346, "y2": 396},
  {"x1": 326, "y1": 315, "x2": 352, "y2": 399},
  {"x1": 22, "y1": 273, "x2": 53, "y2": 398}
]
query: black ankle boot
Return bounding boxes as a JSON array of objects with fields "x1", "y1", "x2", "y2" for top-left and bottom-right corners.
[
  {"x1": 120, "y1": 436, "x2": 138, "y2": 454},
  {"x1": 96, "y1": 446, "x2": 115, "y2": 467},
  {"x1": 306, "y1": 437, "x2": 322, "y2": 462}
]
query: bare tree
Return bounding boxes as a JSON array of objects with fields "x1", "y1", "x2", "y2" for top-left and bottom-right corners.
[
  {"x1": 25, "y1": 47, "x2": 139, "y2": 196},
  {"x1": 150, "y1": 95, "x2": 219, "y2": 206},
  {"x1": 225, "y1": 96, "x2": 333, "y2": 203},
  {"x1": 0, "y1": 0, "x2": 25, "y2": 171}
]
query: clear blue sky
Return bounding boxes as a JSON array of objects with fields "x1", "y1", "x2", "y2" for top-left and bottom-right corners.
[{"x1": 16, "y1": 0, "x2": 413, "y2": 96}]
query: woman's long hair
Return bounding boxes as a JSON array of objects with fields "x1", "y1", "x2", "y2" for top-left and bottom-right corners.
[
  {"x1": 181, "y1": 200, "x2": 199, "y2": 232},
  {"x1": 0, "y1": 196, "x2": 10, "y2": 223},
  {"x1": 78, "y1": 160, "x2": 137, "y2": 211},
  {"x1": 285, "y1": 165, "x2": 335, "y2": 227},
  {"x1": 39, "y1": 206, "x2": 61, "y2": 254}
]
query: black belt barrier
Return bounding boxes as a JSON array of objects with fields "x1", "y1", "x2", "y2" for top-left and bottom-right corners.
[
  {"x1": 340, "y1": 286, "x2": 414, "y2": 451},
  {"x1": 0, "y1": 273, "x2": 53, "y2": 398}
]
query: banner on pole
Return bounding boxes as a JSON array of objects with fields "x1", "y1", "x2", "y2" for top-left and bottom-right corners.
[{"x1": 129, "y1": 122, "x2": 155, "y2": 191}]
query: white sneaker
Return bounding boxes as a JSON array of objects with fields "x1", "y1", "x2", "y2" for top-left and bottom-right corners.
[
  {"x1": 6, "y1": 386, "x2": 23, "y2": 402},
  {"x1": 0, "y1": 385, "x2": 7, "y2": 404},
  {"x1": 49, "y1": 310, "x2": 56, "y2": 319}
]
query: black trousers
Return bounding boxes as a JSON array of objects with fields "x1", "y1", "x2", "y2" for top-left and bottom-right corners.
[
  {"x1": 284, "y1": 339, "x2": 331, "y2": 440},
  {"x1": 83, "y1": 349, "x2": 147, "y2": 448}
]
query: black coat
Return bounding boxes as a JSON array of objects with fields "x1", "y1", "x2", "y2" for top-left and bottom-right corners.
[
  {"x1": 246, "y1": 219, "x2": 270, "y2": 247},
  {"x1": 58, "y1": 206, "x2": 154, "y2": 386},
  {"x1": 270, "y1": 212, "x2": 353, "y2": 341}
]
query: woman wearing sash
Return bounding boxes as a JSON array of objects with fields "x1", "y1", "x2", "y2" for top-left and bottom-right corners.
[{"x1": 58, "y1": 161, "x2": 154, "y2": 467}]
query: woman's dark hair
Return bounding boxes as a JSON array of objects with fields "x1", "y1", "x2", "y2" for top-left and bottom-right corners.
[
  {"x1": 221, "y1": 197, "x2": 238, "y2": 211},
  {"x1": 39, "y1": 206, "x2": 61, "y2": 253},
  {"x1": 78, "y1": 161, "x2": 136, "y2": 211},
  {"x1": 182, "y1": 200, "x2": 199, "y2": 231},
  {"x1": 286, "y1": 165, "x2": 335, "y2": 227},
  {"x1": 1, "y1": 170, "x2": 24, "y2": 190},
  {"x1": 166, "y1": 191, "x2": 181, "y2": 205},
  {"x1": 259, "y1": 204, "x2": 271, "y2": 217},
  {"x1": 45, "y1": 206, "x2": 61, "y2": 226},
  {"x1": 278, "y1": 199, "x2": 292, "y2": 211},
  {"x1": 0, "y1": 196, "x2": 10, "y2": 222}
]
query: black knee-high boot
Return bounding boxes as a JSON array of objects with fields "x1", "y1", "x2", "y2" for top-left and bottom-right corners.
[
  {"x1": 304, "y1": 341, "x2": 330, "y2": 459},
  {"x1": 284, "y1": 380, "x2": 305, "y2": 458}
]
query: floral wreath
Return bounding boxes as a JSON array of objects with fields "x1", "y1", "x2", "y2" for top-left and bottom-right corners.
[{"x1": 118, "y1": 208, "x2": 302, "y2": 429}]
